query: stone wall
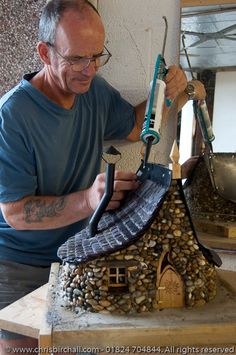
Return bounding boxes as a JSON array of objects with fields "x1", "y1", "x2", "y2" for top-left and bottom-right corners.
[
  {"x1": 184, "y1": 157, "x2": 236, "y2": 223},
  {"x1": 60, "y1": 181, "x2": 217, "y2": 314},
  {"x1": 0, "y1": 0, "x2": 44, "y2": 96}
]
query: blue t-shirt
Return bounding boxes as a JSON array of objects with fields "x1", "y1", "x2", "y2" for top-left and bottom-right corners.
[{"x1": 0, "y1": 73, "x2": 135, "y2": 266}]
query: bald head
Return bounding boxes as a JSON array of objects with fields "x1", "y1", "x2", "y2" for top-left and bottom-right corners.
[
  {"x1": 39, "y1": 0, "x2": 101, "y2": 45},
  {"x1": 54, "y1": 5, "x2": 105, "y2": 56}
]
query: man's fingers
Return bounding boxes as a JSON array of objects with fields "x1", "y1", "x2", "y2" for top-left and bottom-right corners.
[
  {"x1": 114, "y1": 179, "x2": 139, "y2": 192},
  {"x1": 165, "y1": 65, "x2": 187, "y2": 100},
  {"x1": 112, "y1": 170, "x2": 139, "y2": 191},
  {"x1": 165, "y1": 65, "x2": 178, "y2": 82},
  {"x1": 114, "y1": 170, "x2": 137, "y2": 181},
  {"x1": 111, "y1": 191, "x2": 126, "y2": 201},
  {"x1": 89, "y1": 170, "x2": 139, "y2": 212},
  {"x1": 106, "y1": 200, "x2": 121, "y2": 210}
]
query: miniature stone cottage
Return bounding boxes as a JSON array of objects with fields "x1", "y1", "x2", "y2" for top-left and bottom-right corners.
[{"x1": 58, "y1": 154, "x2": 218, "y2": 315}]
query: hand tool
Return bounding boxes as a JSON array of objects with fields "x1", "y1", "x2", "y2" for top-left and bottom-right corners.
[
  {"x1": 182, "y1": 33, "x2": 215, "y2": 151},
  {"x1": 181, "y1": 34, "x2": 222, "y2": 266},
  {"x1": 139, "y1": 16, "x2": 171, "y2": 176},
  {"x1": 183, "y1": 33, "x2": 236, "y2": 203}
]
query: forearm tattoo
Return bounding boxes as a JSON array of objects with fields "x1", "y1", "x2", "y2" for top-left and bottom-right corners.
[{"x1": 23, "y1": 197, "x2": 66, "y2": 223}]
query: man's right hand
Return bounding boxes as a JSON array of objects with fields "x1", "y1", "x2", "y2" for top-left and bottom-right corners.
[
  {"x1": 0, "y1": 171, "x2": 139, "y2": 231},
  {"x1": 84, "y1": 170, "x2": 139, "y2": 212}
]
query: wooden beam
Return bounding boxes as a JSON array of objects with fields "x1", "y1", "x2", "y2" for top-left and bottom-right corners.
[
  {"x1": 38, "y1": 263, "x2": 59, "y2": 355},
  {"x1": 198, "y1": 231, "x2": 236, "y2": 250},
  {"x1": 181, "y1": 0, "x2": 236, "y2": 7},
  {"x1": 194, "y1": 219, "x2": 236, "y2": 238},
  {"x1": 0, "y1": 284, "x2": 47, "y2": 338}
]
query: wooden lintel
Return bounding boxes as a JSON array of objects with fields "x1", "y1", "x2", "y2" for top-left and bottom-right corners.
[{"x1": 181, "y1": 0, "x2": 236, "y2": 7}]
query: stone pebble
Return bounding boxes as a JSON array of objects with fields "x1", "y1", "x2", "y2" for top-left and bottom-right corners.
[{"x1": 60, "y1": 181, "x2": 217, "y2": 314}]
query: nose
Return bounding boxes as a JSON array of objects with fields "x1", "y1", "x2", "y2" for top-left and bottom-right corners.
[{"x1": 81, "y1": 60, "x2": 97, "y2": 76}]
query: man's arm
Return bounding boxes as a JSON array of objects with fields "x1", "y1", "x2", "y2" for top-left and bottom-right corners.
[
  {"x1": 0, "y1": 171, "x2": 139, "y2": 230},
  {"x1": 127, "y1": 65, "x2": 188, "y2": 141}
]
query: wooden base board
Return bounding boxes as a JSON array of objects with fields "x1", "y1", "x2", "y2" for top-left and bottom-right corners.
[
  {"x1": 194, "y1": 219, "x2": 236, "y2": 239},
  {"x1": 0, "y1": 265, "x2": 236, "y2": 354},
  {"x1": 0, "y1": 284, "x2": 47, "y2": 339},
  {"x1": 42, "y1": 264, "x2": 236, "y2": 350},
  {"x1": 198, "y1": 231, "x2": 236, "y2": 251}
]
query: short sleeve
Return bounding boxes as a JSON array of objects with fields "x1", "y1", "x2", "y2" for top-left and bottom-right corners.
[
  {"x1": 0, "y1": 105, "x2": 37, "y2": 202},
  {"x1": 93, "y1": 77, "x2": 135, "y2": 140}
]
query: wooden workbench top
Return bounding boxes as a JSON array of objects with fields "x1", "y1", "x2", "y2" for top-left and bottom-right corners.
[
  {"x1": 0, "y1": 283, "x2": 47, "y2": 339},
  {"x1": 0, "y1": 265, "x2": 236, "y2": 350}
]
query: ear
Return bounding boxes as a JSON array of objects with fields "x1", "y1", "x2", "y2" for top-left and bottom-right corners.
[{"x1": 37, "y1": 42, "x2": 51, "y2": 65}]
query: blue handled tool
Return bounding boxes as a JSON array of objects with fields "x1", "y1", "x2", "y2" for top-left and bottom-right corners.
[
  {"x1": 140, "y1": 16, "x2": 171, "y2": 169},
  {"x1": 182, "y1": 34, "x2": 215, "y2": 151}
]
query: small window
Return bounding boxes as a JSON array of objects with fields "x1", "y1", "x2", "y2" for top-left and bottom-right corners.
[
  {"x1": 108, "y1": 267, "x2": 128, "y2": 288},
  {"x1": 110, "y1": 276, "x2": 117, "y2": 283}
]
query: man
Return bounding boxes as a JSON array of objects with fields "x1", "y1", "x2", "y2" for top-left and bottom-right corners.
[{"x1": 0, "y1": 0, "x2": 187, "y2": 352}]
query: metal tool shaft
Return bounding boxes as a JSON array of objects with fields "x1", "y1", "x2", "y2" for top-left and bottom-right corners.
[
  {"x1": 142, "y1": 138, "x2": 153, "y2": 169},
  {"x1": 162, "y1": 16, "x2": 168, "y2": 58},
  {"x1": 182, "y1": 34, "x2": 195, "y2": 80}
]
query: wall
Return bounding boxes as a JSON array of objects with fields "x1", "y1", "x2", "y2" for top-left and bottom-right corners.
[
  {"x1": 98, "y1": 0, "x2": 181, "y2": 169},
  {"x1": 0, "y1": 0, "x2": 44, "y2": 96},
  {"x1": 0, "y1": 0, "x2": 180, "y2": 170},
  {"x1": 213, "y1": 71, "x2": 236, "y2": 153}
]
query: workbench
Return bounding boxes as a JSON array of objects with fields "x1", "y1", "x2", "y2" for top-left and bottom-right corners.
[{"x1": 0, "y1": 264, "x2": 236, "y2": 355}]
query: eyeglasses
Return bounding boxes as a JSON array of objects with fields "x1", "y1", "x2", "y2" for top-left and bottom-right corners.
[{"x1": 47, "y1": 42, "x2": 112, "y2": 72}]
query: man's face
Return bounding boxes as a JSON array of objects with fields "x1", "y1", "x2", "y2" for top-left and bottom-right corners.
[{"x1": 48, "y1": 8, "x2": 105, "y2": 95}]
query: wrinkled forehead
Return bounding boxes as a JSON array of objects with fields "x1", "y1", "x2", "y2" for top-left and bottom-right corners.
[{"x1": 55, "y1": 7, "x2": 105, "y2": 53}]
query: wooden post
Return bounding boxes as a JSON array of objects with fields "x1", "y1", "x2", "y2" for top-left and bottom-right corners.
[
  {"x1": 169, "y1": 140, "x2": 181, "y2": 179},
  {"x1": 39, "y1": 318, "x2": 52, "y2": 355},
  {"x1": 38, "y1": 263, "x2": 60, "y2": 355}
]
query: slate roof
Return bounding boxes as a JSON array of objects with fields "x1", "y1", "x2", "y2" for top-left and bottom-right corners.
[{"x1": 57, "y1": 163, "x2": 172, "y2": 264}]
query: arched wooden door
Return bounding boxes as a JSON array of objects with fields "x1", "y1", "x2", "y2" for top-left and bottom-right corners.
[{"x1": 157, "y1": 264, "x2": 185, "y2": 309}]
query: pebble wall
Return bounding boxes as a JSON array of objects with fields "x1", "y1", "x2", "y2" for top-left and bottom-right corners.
[
  {"x1": 0, "y1": 0, "x2": 44, "y2": 97},
  {"x1": 61, "y1": 180, "x2": 217, "y2": 314},
  {"x1": 184, "y1": 157, "x2": 236, "y2": 223}
]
